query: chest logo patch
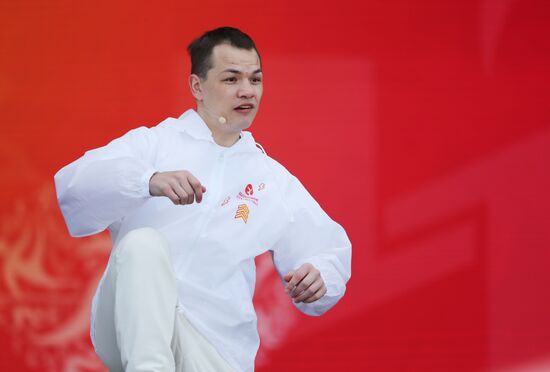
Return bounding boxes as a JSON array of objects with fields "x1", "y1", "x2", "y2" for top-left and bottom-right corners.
[
  {"x1": 235, "y1": 204, "x2": 250, "y2": 223},
  {"x1": 237, "y1": 183, "x2": 259, "y2": 205}
]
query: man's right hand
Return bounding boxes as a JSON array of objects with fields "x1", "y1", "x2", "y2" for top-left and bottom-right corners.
[{"x1": 149, "y1": 171, "x2": 206, "y2": 205}]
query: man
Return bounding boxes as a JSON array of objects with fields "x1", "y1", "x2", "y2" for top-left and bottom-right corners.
[{"x1": 55, "y1": 27, "x2": 351, "y2": 372}]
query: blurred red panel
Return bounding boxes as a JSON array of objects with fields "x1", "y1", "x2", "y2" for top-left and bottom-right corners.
[{"x1": 1, "y1": 0, "x2": 549, "y2": 371}]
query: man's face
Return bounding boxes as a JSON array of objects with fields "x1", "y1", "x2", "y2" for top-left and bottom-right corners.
[{"x1": 195, "y1": 43, "x2": 263, "y2": 131}]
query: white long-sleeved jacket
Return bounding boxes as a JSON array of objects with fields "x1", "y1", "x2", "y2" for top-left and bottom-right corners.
[{"x1": 54, "y1": 109, "x2": 352, "y2": 372}]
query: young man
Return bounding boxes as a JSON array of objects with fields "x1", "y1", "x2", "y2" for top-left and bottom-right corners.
[{"x1": 55, "y1": 27, "x2": 351, "y2": 372}]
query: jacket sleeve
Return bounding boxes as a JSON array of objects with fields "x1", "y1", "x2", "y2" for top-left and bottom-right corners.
[
  {"x1": 54, "y1": 126, "x2": 160, "y2": 237},
  {"x1": 271, "y1": 175, "x2": 352, "y2": 316}
]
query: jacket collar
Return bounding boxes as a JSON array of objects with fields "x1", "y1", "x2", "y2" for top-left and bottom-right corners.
[
  {"x1": 177, "y1": 109, "x2": 215, "y2": 141},
  {"x1": 176, "y1": 109, "x2": 260, "y2": 154}
]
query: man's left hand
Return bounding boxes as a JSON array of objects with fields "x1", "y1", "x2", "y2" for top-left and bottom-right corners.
[{"x1": 283, "y1": 263, "x2": 327, "y2": 303}]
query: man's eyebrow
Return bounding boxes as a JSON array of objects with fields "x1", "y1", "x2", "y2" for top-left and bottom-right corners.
[{"x1": 220, "y1": 68, "x2": 263, "y2": 74}]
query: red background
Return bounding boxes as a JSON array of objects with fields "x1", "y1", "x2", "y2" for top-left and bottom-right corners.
[{"x1": 1, "y1": 0, "x2": 550, "y2": 371}]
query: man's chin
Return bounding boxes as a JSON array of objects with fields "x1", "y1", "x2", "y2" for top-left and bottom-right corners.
[
  {"x1": 231, "y1": 117, "x2": 254, "y2": 131},
  {"x1": 241, "y1": 120, "x2": 253, "y2": 130}
]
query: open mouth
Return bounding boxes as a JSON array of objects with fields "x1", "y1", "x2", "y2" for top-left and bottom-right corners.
[{"x1": 234, "y1": 104, "x2": 254, "y2": 113}]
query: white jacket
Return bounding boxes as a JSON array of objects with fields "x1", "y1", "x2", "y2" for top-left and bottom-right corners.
[{"x1": 54, "y1": 109, "x2": 352, "y2": 372}]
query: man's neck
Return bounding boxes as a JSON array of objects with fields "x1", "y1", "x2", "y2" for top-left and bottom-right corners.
[{"x1": 196, "y1": 107, "x2": 241, "y2": 147}]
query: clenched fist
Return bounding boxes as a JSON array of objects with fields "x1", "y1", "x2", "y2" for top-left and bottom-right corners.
[{"x1": 149, "y1": 170, "x2": 206, "y2": 205}]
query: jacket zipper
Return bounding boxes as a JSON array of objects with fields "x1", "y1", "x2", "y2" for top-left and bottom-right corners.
[{"x1": 183, "y1": 151, "x2": 227, "y2": 271}]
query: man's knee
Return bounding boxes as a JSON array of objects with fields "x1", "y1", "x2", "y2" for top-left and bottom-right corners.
[{"x1": 116, "y1": 227, "x2": 170, "y2": 264}]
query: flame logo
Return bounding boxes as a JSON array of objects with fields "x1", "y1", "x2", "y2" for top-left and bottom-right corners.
[
  {"x1": 245, "y1": 184, "x2": 254, "y2": 196},
  {"x1": 0, "y1": 184, "x2": 110, "y2": 371}
]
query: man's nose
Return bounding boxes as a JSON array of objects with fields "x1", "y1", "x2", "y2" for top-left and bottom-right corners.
[{"x1": 237, "y1": 80, "x2": 255, "y2": 99}]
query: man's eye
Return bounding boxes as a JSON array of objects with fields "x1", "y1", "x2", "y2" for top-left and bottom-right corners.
[
  {"x1": 251, "y1": 77, "x2": 262, "y2": 84},
  {"x1": 224, "y1": 77, "x2": 237, "y2": 83}
]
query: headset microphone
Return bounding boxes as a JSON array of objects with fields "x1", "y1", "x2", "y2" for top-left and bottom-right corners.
[{"x1": 204, "y1": 106, "x2": 228, "y2": 125}]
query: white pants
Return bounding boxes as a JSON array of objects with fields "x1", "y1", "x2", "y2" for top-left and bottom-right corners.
[{"x1": 92, "y1": 227, "x2": 235, "y2": 372}]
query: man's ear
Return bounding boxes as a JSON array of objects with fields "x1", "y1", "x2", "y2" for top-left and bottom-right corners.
[{"x1": 189, "y1": 74, "x2": 204, "y2": 101}]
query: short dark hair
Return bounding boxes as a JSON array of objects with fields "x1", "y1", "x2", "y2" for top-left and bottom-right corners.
[{"x1": 187, "y1": 26, "x2": 260, "y2": 79}]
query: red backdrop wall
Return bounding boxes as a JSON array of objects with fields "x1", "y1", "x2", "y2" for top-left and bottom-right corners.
[{"x1": 1, "y1": 0, "x2": 549, "y2": 371}]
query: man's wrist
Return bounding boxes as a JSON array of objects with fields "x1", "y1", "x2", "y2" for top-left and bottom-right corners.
[{"x1": 142, "y1": 169, "x2": 159, "y2": 197}]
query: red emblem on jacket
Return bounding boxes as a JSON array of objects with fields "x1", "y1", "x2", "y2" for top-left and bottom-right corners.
[{"x1": 245, "y1": 184, "x2": 254, "y2": 196}]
